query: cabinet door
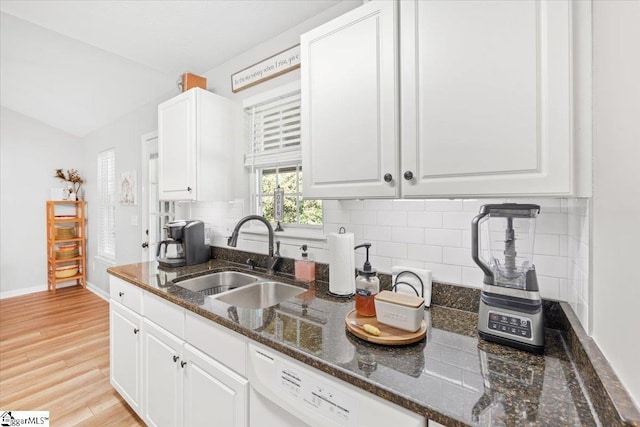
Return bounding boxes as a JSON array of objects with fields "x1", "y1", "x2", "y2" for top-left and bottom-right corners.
[
  {"x1": 158, "y1": 89, "x2": 196, "y2": 200},
  {"x1": 110, "y1": 302, "x2": 143, "y2": 416},
  {"x1": 302, "y1": 0, "x2": 398, "y2": 199},
  {"x1": 143, "y1": 319, "x2": 184, "y2": 427},
  {"x1": 183, "y1": 344, "x2": 248, "y2": 427},
  {"x1": 400, "y1": 0, "x2": 572, "y2": 197}
]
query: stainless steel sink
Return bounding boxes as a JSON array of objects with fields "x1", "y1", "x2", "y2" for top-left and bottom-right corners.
[
  {"x1": 173, "y1": 271, "x2": 260, "y2": 296},
  {"x1": 211, "y1": 281, "x2": 305, "y2": 309}
]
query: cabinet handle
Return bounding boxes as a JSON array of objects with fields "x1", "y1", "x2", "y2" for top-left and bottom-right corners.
[
  {"x1": 119, "y1": 292, "x2": 124, "y2": 297},
  {"x1": 173, "y1": 355, "x2": 179, "y2": 363},
  {"x1": 187, "y1": 187, "x2": 192, "y2": 192},
  {"x1": 180, "y1": 361, "x2": 187, "y2": 368},
  {"x1": 133, "y1": 328, "x2": 139, "y2": 334},
  {"x1": 383, "y1": 173, "x2": 393, "y2": 183},
  {"x1": 404, "y1": 171, "x2": 414, "y2": 181}
]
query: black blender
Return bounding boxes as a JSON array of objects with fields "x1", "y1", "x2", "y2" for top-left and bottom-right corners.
[{"x1": 471, "y1": 204, "x2": 544, "y2": 354}]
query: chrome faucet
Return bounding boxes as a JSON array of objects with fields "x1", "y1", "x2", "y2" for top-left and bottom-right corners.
[{"x1": 227, "y1": 215, "x2": 281, "y2": 275}]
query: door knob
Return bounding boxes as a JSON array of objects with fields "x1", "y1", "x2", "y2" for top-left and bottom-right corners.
[
  {"x1": 383, "y1": 173, "x2": 393, "y2": 183},
  {"x1": 404, "y1": 171, "x2": 414, "y2": 181},
  {"x1": 142, "y1": 242, "x2": 149, "y2": 248}
]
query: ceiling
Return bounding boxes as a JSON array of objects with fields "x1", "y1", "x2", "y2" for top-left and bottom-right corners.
[{"x1": 0, "y1": 0, "x2": 343, "y2": 137}]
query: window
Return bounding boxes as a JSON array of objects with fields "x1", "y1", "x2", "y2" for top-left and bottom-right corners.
[
  {"x1": 97, "y1": 148, "x2": 116, "y2": 260},
  {"x1": 256, "y1": 165, "x2": 322, "y2": 225},
  {"x1": 244, "y1": 82, "x2": 322, "y2": 227}
]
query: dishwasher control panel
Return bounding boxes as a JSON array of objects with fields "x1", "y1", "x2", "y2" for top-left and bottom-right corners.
[{"x1": 277, "y1": 361, "x2": 358, "y2": 426}]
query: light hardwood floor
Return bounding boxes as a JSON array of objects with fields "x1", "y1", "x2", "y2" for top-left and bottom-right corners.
[{"x1": 0, "y1": 285, "x2": 145, "y2": 426}]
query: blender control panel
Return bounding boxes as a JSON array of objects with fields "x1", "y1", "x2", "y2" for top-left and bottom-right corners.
[{"x1": 488, "y1": 311, "x2": 532, "y2": 339}]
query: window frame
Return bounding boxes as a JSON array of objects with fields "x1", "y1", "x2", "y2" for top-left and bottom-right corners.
[
  {"x1": 97, "y1": 148, "x2": 116, "y2": 261},
  {"x1": 243, "y1": 81, "x2": 323, "y2": 234}
]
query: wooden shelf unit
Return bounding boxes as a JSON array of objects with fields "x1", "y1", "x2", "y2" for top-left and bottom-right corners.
[{"x1": 46, "y1": 201, "x2": 86, "y2": 294}]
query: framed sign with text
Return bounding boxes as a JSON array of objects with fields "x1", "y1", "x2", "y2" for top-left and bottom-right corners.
[{"x1": 231, "y1": 44, "x2": 300, "y2": 93}]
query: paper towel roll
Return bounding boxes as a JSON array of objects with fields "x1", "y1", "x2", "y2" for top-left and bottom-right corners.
[{"x1": 328, "y1": 231, "x2": 355, "y2": 296}]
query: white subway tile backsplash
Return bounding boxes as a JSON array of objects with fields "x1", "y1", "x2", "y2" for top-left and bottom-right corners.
[
  {"x1": 425, "y1": 228, "x2": 462, "y2": 248},
  {"x1": 442, "y1": 247, "x2": 476, "y2": 268},
  {"x1": 537, "y1": 276, "x2": 560, "y2": 300},
  {"x1": 391, "y1": 258, "x2": 425, "y2": 270},
  {"x1": 203, "y1": 197, "x2": 590, "y2": 332},
  {"x1": 392, "y1": 227, "x2": 425, "y2": 244},
  {"x1": 350, "y1": 210, "x2": 377, "y2": 225},
  {"x1": 363, "y1": 225, "x2": 392, "y2": 242},
  {"x1": 461, "y1": 267, "x2": 484, "y2": 288},
  {"x1": 425, "y1": 262, "x2": 462, "y2": 284},
  {"x1": 442, "y1": 212, "x2": 474, "y2": 230},
  {"x1": 393, "y1": 199, "x2": 425, "y2": 211},
  {"x1": 424, "y1": 199, "x2": 464, "y2": 212},
  {"x1": 534, "y1": 254, "x2": 568, "y2": 279},
  {"x1": 323, "y1": 209, "x2": 351, "y2": 224},
  {"x1": 363, "y1": 199, "x2": 393, "y2": 211},
  {"x1": 339, "y1": 199, "x2": 364, "y2": 210},
  {"x1": 537, "y1": 212, "x2": 568, "y2": 235},
  {"x1": 408, "y1": 211, "x2": 443, "y2": 228},
  {"x1": 377, "y1": 210, "x2": 407, "y2": 227},
  {"x1": 407, "y1": 244, "x2": 443, "y2": 263},
  {"x1": 376, "y1": 241, "x2": 408, "y2": 259},
  {"x1": 534, "y1": 234, "x2": 560, "y2": 256}
]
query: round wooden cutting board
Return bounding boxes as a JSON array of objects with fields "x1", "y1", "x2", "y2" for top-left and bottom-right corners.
[{"x1": 345, "y1": 309, "x2": 426, "y2": 345}]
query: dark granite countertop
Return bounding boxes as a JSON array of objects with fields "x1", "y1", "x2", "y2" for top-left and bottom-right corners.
[{"x1": 108, "y1": 259, "x2": 603, "y2": 426}]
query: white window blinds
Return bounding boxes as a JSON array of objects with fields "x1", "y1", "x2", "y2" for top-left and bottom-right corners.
[
  {"x1": 97, "y1": 148, "x2": 116, "y2": 260},
  {"x1": 244, "y1": 87, "x2": 301, "y2": 168}
]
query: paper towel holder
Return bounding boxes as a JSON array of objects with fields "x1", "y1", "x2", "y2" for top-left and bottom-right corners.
[{"x1": 327, "y1": 226, "x2": 355, "y2": 299}]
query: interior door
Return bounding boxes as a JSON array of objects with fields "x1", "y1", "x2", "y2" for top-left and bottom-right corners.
[{"x1": 141, "y1": 132, "x2": 176, "y2": 261}]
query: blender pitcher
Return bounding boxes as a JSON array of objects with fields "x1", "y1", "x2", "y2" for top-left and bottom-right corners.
[{"x1": 472, "y1": 204, "x2": 540, "y2": 290}]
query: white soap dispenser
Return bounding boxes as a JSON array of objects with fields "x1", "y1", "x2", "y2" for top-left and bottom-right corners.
[{"x1": 354, "y1": 243, "x2": 379, "y2": 317}]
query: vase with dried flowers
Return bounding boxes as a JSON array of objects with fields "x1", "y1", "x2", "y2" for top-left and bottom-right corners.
[{"x1": 55, "y1": 169, "x2": 85, "y2": 200}]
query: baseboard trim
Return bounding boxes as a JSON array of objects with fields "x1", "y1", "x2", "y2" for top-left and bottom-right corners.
[
  {"x1": 0, "y1": 282, "x2": 78, "y2": 300},
  {"x1": 87, "y1": 281, "x2": 109, "y2": 302},
  {"x1": 1, "y1": 282, "x2": 109, "y2": 301}
]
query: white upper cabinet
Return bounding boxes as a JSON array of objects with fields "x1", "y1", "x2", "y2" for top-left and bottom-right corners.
[
  {"x1": 302, "y1": 0, "x2": 586, "y2": 199},
  {"x1": 158, "y1": 88, "x2": 233, "y2": 201},
  {"x1": 301, "y1": 0, "x2": 399, "y2": 199},
  {"x1": 400, "y1": 0, "x2": 574, "y2": 197}
]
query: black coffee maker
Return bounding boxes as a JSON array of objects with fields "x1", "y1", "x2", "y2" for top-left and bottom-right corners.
[{"x1": 157, "y1": 220, "x2": 209, "y2": 268}]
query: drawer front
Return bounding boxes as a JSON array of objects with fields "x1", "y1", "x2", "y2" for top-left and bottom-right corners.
[
  {"x1": 143, "y1": 291, "x2": 185, "y2": 339},
  {"x1": 185, "y1": 311, "x2": 247, "y2": 376},
  {"x1": 110, "y1": 276, "x2": 142, "y2": 313}
]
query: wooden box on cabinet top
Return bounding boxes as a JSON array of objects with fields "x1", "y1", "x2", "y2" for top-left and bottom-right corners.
[{"x1": 158, "y1": 87, "x2": 233, "y2": 201}]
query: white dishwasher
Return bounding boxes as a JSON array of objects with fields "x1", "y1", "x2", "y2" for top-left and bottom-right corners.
[{"x1": 248, "y1": 343, "x2": 425, "y2": 427}]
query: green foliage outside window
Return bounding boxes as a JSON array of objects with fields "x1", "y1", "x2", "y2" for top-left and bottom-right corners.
[{"x1": 258, "y1": 166, "x2": 322, "y2": 225}]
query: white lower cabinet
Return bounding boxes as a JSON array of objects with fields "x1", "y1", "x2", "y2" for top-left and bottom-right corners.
[
  {"x1": 143, "y1": 319, "x2": 184, "y2": 427},
  {"x1": 110, "y1": 302, "x2": 142, "y2": 415},
  {"x1": 109, "y1": 276, "x2": 249, "y2": 427},
  {"x1": 183, "y1": 343, "x2": 248, "y2": 427}
]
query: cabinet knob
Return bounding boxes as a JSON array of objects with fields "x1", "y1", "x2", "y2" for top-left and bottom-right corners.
[
  {"x1": 119, "y1": 291, "x2": 124, "y2": 297},
  {"x1": 180, "y1": 361, "x2": 187, "y2": 368},
  {"x1": 383, "y1": 173, "x2": 393, "y2": 183},
  {"x1": 133, "y1": 328, "x2": 139, "y2": 334},
  {"x1": 141, "y1": 242, "x2": 149, "y2": 248},
  {"x1": 187, "y1": 187, "x2": 192, "y2": 192},
  {"x1": 404, "y1": 171, "x2": 414, "y2": 181},
  {"x1": 173, "y1": 355, "x2": 179, "y2": 363}
]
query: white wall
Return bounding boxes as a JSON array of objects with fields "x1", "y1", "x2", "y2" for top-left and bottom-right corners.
[
  {"x1": 591, "y1": 1, "x2": 640, "y2": 408},
  {"x1": 81, "y1": 95, "x2": 161, "y2": 295},
  {"x1": 0, "y1": 108, "x2": 82, "y2": 297}
]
